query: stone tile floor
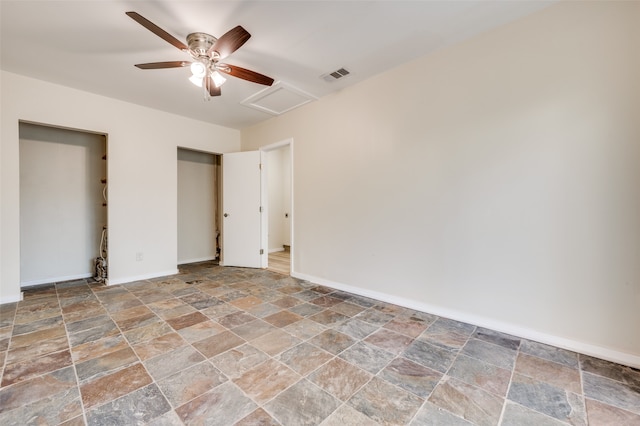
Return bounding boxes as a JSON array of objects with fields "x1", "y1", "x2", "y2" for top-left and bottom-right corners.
[{"x1": 1, "y1": 261, "x2": 639, "y2": 425}]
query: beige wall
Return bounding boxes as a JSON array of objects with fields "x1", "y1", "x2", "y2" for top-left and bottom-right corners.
[
  {"x1": 1, "y1": 71, "x2": 240, "y2": 302},
  {"x1": 242, "y1": 2, "x2": 640, "y2": 366}
]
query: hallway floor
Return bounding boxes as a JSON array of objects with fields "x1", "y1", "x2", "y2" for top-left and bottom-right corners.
[
  {"x1": 1, "y1": 262, "x2": 639, "y2": 425},
  {"x1": 268, "y1": 250, "x2": 290, "y2": 276}
]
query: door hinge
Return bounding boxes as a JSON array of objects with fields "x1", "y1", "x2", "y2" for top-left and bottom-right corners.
[
  {"x1": 260, "y1": 249, "x2": 264, "y2": 255},
  {"x1": 259, "y1": 163, "x2": 263, "y2": 170},
  {"x1": 259, "y1": 206, "x2": 263, "y2": 213}
]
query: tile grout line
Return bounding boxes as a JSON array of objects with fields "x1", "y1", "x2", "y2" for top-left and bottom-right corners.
[
  {"x1": 57, "y1": 279, "x2": 90, "y2": 426},
  {"x1": 496, "y1": 337, "x2": 522, "y2": 425},
  {"x1": 578, "y1": 353, "x2": 590, "y2": 424},
  {"x1": 0, "y1": 299, "x2": 19, "y2": 389}
]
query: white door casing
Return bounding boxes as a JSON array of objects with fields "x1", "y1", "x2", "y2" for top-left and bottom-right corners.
[{"x1": 260, "y1": 139, "x2": 293, "y2": 273}]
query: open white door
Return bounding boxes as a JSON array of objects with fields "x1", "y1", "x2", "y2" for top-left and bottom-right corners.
[{"x1": 221, "y1": 151, "x2": 263, "y2": 268}]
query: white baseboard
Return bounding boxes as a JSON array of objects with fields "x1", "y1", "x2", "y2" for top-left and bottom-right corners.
[
  {"x1": 292, "y1": 271, "x2": 640, "y2": 369},
  {"x1": 107, "y1": 269, "x2": 180, "y2": 286},
  {"x1": 0, "y1": 292, "x2": 24, "y2": 305},
  {"x1": 268, "y1": 248, "x2": 285, "y2": 254},
  {"x1": 178, "y1": 256, "x2": 217, "y2": 265},
  {"x1": 21, "y1": 272, "x2": 93, "y2": 287}
]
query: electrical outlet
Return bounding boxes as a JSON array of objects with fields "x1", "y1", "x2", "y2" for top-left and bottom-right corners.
[{"x1": 136, "y1": 252, "x2": 143, "y2": 261}]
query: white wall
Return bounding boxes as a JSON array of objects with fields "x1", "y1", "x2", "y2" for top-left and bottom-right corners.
[
  {"x1": 242, "y1": 2, "x2": 640, "y2": 366},
  {"x1": 177, "y1": 149, "x2": 219, "y2": 264},
  {"x1": 266, "y1": 145, "x2": 291, "y2": 252},
  {"x1": 20, "y1": 123, "x2": 106, "y2": 285},
  {"x1": 1, "y1": 71, "x2": 240, "y2": 302}
]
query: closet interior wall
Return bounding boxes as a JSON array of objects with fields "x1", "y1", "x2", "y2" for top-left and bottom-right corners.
[
  {"x1": 177, "y1": 148, "x2": 220, "y2": 265},
  {"x1": 19, "y1": 122, "x2": 106, "y2": 286}
]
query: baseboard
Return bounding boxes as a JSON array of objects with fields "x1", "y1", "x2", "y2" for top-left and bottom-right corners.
[
  {"x1": 178, "y1": 256, "x2": 217, "y2": 265},
  {"x1": 268, "y1": 248, "x2": 285, "y2": 254},
  {"x1": 292, "y1": 271, "x2": 640, "y2": 369},
  {"x1": 0, "y1": 292, "x2": 24, "y2": 305},
  {"x1": 21, "y1": 272, "x2": 93, "y2": 287},
  {"x1": 107, "y1": 269, "x2": 180, "y2": 286}
]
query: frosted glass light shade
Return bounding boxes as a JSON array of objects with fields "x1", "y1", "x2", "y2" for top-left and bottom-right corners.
[
  {"x1": 189, "y1": 75, "x2": 203, "y2": 87},
  {"x1": 211, "y1": 71, "x2": 226, "y2": 88},
  {"x1": 190, "y1": 61, "x2": 207, "y2": 78}
]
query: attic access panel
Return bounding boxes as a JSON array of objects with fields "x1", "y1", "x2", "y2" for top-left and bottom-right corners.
[{"x1": 241, "y1": 82, "x2": 317, "y2": 116}]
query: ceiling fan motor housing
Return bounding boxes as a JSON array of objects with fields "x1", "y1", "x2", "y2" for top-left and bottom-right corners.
[{"x1": 187, "y1": 32, "x2": 219, "y2": 59}]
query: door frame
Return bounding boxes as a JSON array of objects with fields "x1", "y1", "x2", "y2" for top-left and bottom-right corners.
[
  {"x1": 176, "y1": 147, "x2": 221, "y2": 265},
  {"x1": 260, "y1": 138, "x2": 294, "y2": 274}
]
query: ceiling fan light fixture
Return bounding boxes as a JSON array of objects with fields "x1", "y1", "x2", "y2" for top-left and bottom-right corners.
[
  {"x1": 189, "y1": 75, "x2": 203, "y2": 87},
  {"x1": 211, "y1": 70, "x2": 227, "y2": 88},
  {"x1": 190, "y1": 61, "x2": 207, "y2": 78}
]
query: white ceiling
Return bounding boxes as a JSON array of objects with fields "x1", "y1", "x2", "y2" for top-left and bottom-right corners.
[{"x1": 0, "y1": 1, "x2": 553, "y2": 130}]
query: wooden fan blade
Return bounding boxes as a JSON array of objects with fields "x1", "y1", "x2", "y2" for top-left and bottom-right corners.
[
  {"x1": 218, "y1": 64, "x2": 274, "y2": 86},
  {"x1": 134, "y1": 61, "x2": 190, "y2": 69},
  {"x1": 209, "y1": 26, "x2": 251, "y2": 59},
  {"x1": 126, "y1": 12, "x2": 188, "y2": 51},
  {"x1": 205, "y1": 76, "x2": 222, "y2": 96}
]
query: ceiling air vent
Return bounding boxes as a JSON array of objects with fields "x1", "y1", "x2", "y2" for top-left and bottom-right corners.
[{"x1": 322, "y1": 67, "x2": 350, "y2": 82}]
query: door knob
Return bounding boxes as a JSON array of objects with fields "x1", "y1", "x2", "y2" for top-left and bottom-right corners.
[{"x1": 224, "y1": 213, "x2": 229, "y2": 217}]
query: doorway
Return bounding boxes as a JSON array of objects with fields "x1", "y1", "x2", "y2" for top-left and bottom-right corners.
[
  {"x1": 262, "y1": 140, "x2": 293, "y2": 275},
  {"x1": 218, "y1": 139, "x2": 293, "y2": 273},
  {"x1": 19, "y1": 122, "x2": 107, "y2": 287},
  {"x1": 177, "y1": 148, "x2": 221, "y2": 265}
]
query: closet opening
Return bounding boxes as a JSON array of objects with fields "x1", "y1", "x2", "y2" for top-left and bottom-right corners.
[
  {"x1": 177, "y1": 148, "x2": 221, "y2": 266},
  {"x1": 263, "y1": 141, "x2": 292, "y2": 275},
  {"x1": 19, "y1": 121, "x2": 108, "y2": 288}
]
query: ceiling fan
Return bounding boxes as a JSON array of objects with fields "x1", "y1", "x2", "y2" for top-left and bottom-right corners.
[{"x1": 126, "y1": 11, "x2": 274, "y2": 99}]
